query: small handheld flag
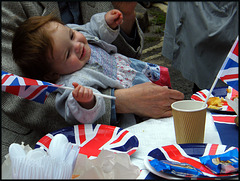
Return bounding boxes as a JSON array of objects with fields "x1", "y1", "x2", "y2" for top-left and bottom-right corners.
[
  {"x1": 204, "y1": 36, "x2": 239, "y2": 106},
  {"x1": 2, "y1": 71, "x2": 116, "y2": 104},
  {"x1": 2, "y1": 71, "x2": 58, "y2": 104},
  {"x1": 219, "y1": 36, "x2": 238, "y2": 91}
]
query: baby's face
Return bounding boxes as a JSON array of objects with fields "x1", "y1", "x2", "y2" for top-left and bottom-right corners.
[{"x1": 46, "y1": 22, "x2": 91, "y2": 75}]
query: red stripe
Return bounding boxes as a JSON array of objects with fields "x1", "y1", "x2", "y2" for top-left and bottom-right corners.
[
  {"x1": 37, "y1": 135, "x2": 52, "y2": 149},
  {"x1": 191, "y1": 95, "x2": 204, "y2": 101},
  {"x1": 25, "y1": 86, "x2": 47, "y2": 100},
  {"x1": 127, "y1": 149, "x2": 137, "y2": 155},
  {"x1": 231, "y1": 88, "x2": 238, "y2": 98},
  {"x1": 2, "y1": 74, "x2": 21, "y2": 96},
  {"x1": 198, "y1": 91, "x2": 207, "y2": 98},
  {"x1": 226, "y1": 106, "x2": 234, "y2": 112},
  {"x1": 212, "y1": 116, "x2": 236, "y2": 123},
  {"x1": 208, "y1": 144, "x2": 218, "y2": 155},
  {"x1": 78, "y1": 124, "x2": 86, "y2": 144},
  {"x1": 79, "y1": 125, "x2": 115, "y2": 157},
  {"x1": 162, "y1": 145, "x2": 231, "y2": 177},
  {"x1": 111, "y1": 130, "x2": 128, "y2": 144},
  {"x1": 5, "y1": 86, "x2": 20, "y2": 96},
  {"x1": 23, "y1": 76, "x2": 39, "y2": 85},
  {"x1": 1, "y1": 74, "x2": 11, "y2": 84},
  {"x1": 220, "y1": 74, "x2": 238, "y2": 81},
  {"x1": 232, "y1": 41, "x2": 238, "y2": 56}
]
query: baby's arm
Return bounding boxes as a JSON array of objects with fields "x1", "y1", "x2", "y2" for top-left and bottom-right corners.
[
  {"x1": 105, "y1": 9, "x2": 123, "y2": 30},
  {"x1": 72, "y1": 82, "x2": 96, "y2": 109}
]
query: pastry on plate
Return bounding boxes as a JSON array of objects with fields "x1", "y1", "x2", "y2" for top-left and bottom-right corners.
[{"x1": 207, "y1": 97, "x2": 225, "y2": 110}]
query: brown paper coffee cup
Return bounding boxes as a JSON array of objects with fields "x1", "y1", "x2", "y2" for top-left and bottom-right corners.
[{"x1": 171, "y1": 100, "x2": 207, "y2": 144}]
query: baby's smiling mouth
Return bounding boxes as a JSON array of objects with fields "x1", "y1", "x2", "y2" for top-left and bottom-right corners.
[{"x1": 79, "y1": 46, "x2": 85, "y2": 60}]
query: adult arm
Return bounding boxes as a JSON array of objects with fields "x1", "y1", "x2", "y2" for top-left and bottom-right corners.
[
  {"x1": 111, "y1": 2, "x2": 137, "y2": 37},
  {"x1": 114, "y1": 82, "x2": 185, "y2": 118}
]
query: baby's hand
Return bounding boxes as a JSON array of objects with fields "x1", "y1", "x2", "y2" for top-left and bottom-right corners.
[
  {"x1": 72, "y1": 82, "x2": 95, "y2": 109},
  {"x1": 105, "y1": 9, "x2": 123, "y2": 30}
]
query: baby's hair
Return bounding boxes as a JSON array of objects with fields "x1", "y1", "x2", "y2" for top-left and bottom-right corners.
[{"x1": 12, "y1": 14, "x2": 63, "y2": 82}]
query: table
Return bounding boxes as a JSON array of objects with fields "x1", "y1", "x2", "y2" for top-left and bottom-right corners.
[{"x1": 126, "y1": 111, "x2": 238, "y2": 179}]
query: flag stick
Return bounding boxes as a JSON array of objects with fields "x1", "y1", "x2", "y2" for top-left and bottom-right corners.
[
  {"x1": 59, "y1": 86, "x2": 116, "y2": 100},
  {"x1": 203, "y1": 74, "x2": 219, "y2": 107}
]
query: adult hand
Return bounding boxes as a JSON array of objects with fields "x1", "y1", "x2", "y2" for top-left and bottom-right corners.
[
  {"x1": 111, "y1": 1, "x2": 137, "y2": 36},
  {"x1": 114, "y1": 82, "x2": 184, "y2": 118}
]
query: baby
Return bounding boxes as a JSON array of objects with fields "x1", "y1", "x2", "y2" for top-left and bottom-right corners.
[{"x1": 12, "y1": 9, "x2": 171, "y2": 124}]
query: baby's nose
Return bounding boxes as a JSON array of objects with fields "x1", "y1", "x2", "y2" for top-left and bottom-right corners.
[{"x1": 74, "y1": 42, "x2": 80, "y2": 53}]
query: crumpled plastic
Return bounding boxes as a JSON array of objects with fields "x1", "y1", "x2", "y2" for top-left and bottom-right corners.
[
  {"x1": 150, "y1": 159, "x2": 203, "y2": 177},
  {"x1": 72, "y1": 149, "x2": 140, "y2": 179},
  {"x1": 199, "y1": 149, "x2": 239, "y2": 174},
  {"x1": 149, "y1": 149, "x2": 238, "y2": 178}
]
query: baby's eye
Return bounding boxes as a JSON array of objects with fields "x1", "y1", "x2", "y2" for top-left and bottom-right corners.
[
  {"x1": 66, "y1": 51, "x2": 70, "y2": 59},
  {"x1": 71, "y1": 31, "x2": 74, "y2": 40}
]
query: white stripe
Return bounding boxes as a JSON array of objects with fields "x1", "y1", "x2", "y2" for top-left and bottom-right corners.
[
  {"x1": 213, "y1": 121, "x2": 236, "y2": 125},
  {"x1": 215, "y1": 145, "x2": 227, "y2": 155},
  {"x1": 18, "y1": 76, "x2": 27, "y2": 85},
  {"x1": 2, "y1": 75, "x2": 17, "y2": 86},
  {"x1": 213, "y1": 114, "x2": 237, "y2": 118},
  {"x1": 99, "y1": 127, "x2": 120, "y2": 150},
  {"x1": 37, "y1": 80, "x2": 44, "y2": 85},
  {"x1": 85, "y1": 124, "x2": 100, "y2": 143},
  {"x1": 224, "y1": 78, "x2": 238, "y2": 84},
  {"x1": 225, "y1": 146, "x2": 238, "y2": 152},
  {"x1": 74, "y1": 125, "x2": 80, "y2": 145},
  {"x1": 221, "y1": 67, "x2": 238, "y2": 76},
  {"x1": 196, "y1": 89, "x2": 212, "y2": 101},
  {"x1": 202, "y1": 144, "x2": 213, "y2": 156},
  {"x1": 102, "y1": 129, "x2": 134, "y2": 150},
  {"x1": 136, "y1": 170, "x2": 150, "y2": 180},
  {"x1": 77, "y1": 124, "x2": 100, "y2": 147},
  {"x1": 228, "y1": 52, "x2": 238, "y2": 63}
]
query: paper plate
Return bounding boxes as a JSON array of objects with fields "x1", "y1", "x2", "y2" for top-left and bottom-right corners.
[
  {"x1": 35, "y1": 124, "x2": 139, "y2": 158},
  {"x1": 191, "y1": 86, "x2": 238, "y2": 113},
  {"x1": 144, "y1": 143, "x2": 238, "y2": 179}
]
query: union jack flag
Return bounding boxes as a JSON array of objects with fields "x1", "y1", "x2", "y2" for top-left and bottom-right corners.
[
  {"x1": 219, "y1": 36, "x2": 238, "y2": 91},
  {"x1": 147, "y1": 144, "x2": 238, "y2": 178},
  {"x1": 1, "y1": 71, "x2": 59, "y2": 104},
  {"x1": 35, "y1": 124, "x2": 139, "y2": 159}
]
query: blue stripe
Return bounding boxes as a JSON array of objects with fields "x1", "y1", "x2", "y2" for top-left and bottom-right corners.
[
  {"x1": 10, "y1": 77, "x2": 20, "y2": 86},
  {"x1": 225, "y1": 80, "x2": 239, "y2": 91},
  {"x1": 111, "y1": 136, "x2": 139, "y2": 152},
  {"x1": 214, "y1": 122, "x2": 238, "y2": 148},
  {"x1": 31, "y1": 89, "x2": 47, "y2": 104},
  {"x1": 223, "y1": 57, "x2": 238, "y2": 70},
  {"x1": 1, "y1": 70, "x2": 8, "y2": 76}
]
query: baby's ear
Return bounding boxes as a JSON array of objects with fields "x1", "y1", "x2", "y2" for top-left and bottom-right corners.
[{"x1": 43, "y1": 72, "x2": 60, "y2": 83}]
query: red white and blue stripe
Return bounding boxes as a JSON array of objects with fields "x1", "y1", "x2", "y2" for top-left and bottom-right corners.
[
  {"x1": 1, "y1": 71, "x2": 59, "y2": 104},
  {"x1": 35, "y1": 124, "x2": 139, "y2": 159},
  {"x1": 219, "y1": 36, "x2": 238, "y2": 91}
]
